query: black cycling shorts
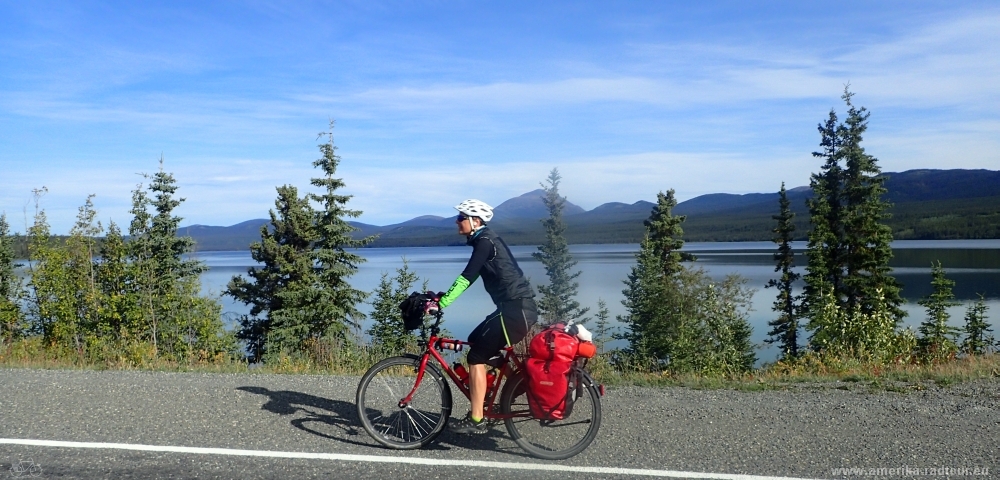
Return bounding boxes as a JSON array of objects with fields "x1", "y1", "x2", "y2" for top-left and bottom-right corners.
[{"x1": 467, "y1": 298, "x2": 538, "y2": 366}]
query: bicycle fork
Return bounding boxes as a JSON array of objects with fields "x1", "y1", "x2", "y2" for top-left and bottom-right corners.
[{"x1": 398, "y1": 353, "x2": 433, "y2": 408}]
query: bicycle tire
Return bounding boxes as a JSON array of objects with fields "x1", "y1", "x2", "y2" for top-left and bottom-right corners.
[
  {"x1": 356, "y1": 355, "x2": 452, "y2": 449},
  {"x1": 499, "y1": 370, "x2": 602, "y2": 460}
]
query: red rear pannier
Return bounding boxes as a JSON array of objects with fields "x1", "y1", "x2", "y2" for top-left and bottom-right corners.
[{"x1": 525, "y1": 323, "x2": 579, "y2": 420}]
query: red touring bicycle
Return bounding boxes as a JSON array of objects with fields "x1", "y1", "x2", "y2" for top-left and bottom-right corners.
[{"x1": 355, "y1": 311, "x2": 603, "y2": 460}]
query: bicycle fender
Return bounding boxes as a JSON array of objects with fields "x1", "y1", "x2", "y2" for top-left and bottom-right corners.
[{"x1": 578, "y1": 369, "x2": 604, "y2": 396}]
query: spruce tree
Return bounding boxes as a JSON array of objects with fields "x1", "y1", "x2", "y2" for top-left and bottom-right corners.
[
  {"x1": 803, "y1": 109, "x2": 843, "y2": 328},
  {"x1": 304, "y1": 122, "x2": 376, "y2": 341},
  {"x1": 126, "y1": 161, "x2": 226, "y2": 358},
  {"x1": 593, "y1": 298, "x2": 612, "y2": 354},
  {"x1": 916, "y1": 261, "x2": 960, "y2": 361},
  {"x1": 232, "y1": 124, "x2": 376, "y2": 358},
  {"x1": 227, "y1": 185, "x2": 317, "y2": 360},
  {"x1": 644, "y1": 190, "x2": 686, "y2": 278},
  {"x1": 765, "y1": 183, "x2": 801, "y2": 359},
  {"x1": 533, "y1": 168, "x2": 588, "y2": 324},
  {"x1": 367, "y1": 261, "x2": 420, "y2": 353},
  {"x1": 144, "y1": 163, "x2": 206, "y2": 282},
  {"x1": 803, "y1": 88, "x2": 904, "y2": 359},
  {"x1": 620, "y1": 190, "x2": 683, "y2": 358},
  {"x1": 960, "y1": 295, "x2": 995, "y2": 355},
  {"x1": 619, "y1": 189, "x2": 755, "y2": 374},
  {"x1": 838, "y1": 88, "x2": 904, "y2": 323},
  {"x1": 126, "y1": 182, "x2": 159, "y2": 347},
  {"x1": 0, "y1": 213, "x2": 26, "y2": 342}
]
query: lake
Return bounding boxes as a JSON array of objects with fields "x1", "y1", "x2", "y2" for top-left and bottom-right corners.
[{"x1": 195, "y1": 240, "x2": 1000, "y2": 364}]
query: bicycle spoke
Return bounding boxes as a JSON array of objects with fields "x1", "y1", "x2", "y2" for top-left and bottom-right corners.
[
  {"x1": 376, "y1": 376, "x2": 399, "y2": 401},
  {"x1": 401, "y1": 408, "x2": 427, "y2": 438},
  {"x1": 357, "y1": 356, "x2": 450, "y2": 449},
  {"x1": 408, "y1": 406, "x2": 439, "y2": 426},
  {"x1": 501, "y1": 372, "x2": 602, "y2": 460},
  {"x1": 393, "y1": 412, "x2": 407, "y2": 440}
]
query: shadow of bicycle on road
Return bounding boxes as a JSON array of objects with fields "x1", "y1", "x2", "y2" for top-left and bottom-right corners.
[{"x1": 236, "y1": 386, "x2": 530, "y2": 457}]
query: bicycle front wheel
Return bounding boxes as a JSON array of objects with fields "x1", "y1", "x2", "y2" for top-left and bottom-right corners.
[
  {"x1": 356, "y1": 355, "x2": 452, "y2": 449},
  {"x1": 500, "y1": 371, "x2": 602, "y2": 460}
]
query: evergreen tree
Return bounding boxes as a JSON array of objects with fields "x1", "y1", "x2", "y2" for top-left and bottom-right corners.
[
  {"x1": 619, "y1": 189, "x2": 755, "y2": 374},
  {"x1": 838, "y1": 88, "x2": 904, "y2": 322},
  {"x1": 619, "y1": 190, "x2": 683, "y2": 358},
  {"x1": 960, "y1": 295, "x2": 995, "y2": 355},
  {"x1": 230, "y1": 123, "x2": 375, "y2": 358},
  {"x1": 142, "y1": 162, "x2": 206, "y2": 282},
  {"x1": 803, "y1": 109, "x2": 844, "y2": 325},
  {"x1": 593, "y1": 298, "x2": 612, "y2": 354},
  {"x1": 804, "y1": 88, "x2": 904, "y2": 359},
  {"x1": 227, "y1": 185, "x2": 317, "y2": 360},
  {"x1": 0, "y1": 213, "x2": 26, "y2": 342},
  {"x1": 126, "y1": 183, "x2": 160, "y2": 347},
  {"x1": 126, "y1": 161, "x2": 228, "y2": 358},
  {"x1": 619, "y1": 233, "x2": 666, "y2": 358},
  {"x1": 303, "y1": 122, "x2": 376, "y2": 341},
  {"x1": 916, "y1": 261, "x2": 960, "y2": 361},
  {"x1": 367, "y1": 260, "x2": 420, "y2": 353},
  {"x1": 533, "y1": 168, "x2": 588, "y2": 324},
  {"x1": 765, "y1": 183, "x2": 801, "y2": 359},
  {"x1": 644, "y1": 190, "x2": 686, "y2": 278}
]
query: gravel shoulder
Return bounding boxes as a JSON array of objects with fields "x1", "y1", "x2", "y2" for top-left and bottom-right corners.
[{"x1": 1, "y1": 368, "x2": 997, "y2": 479}]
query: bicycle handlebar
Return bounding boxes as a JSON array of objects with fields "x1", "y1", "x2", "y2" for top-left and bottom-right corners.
[{"x1": 418, "y1": 310, "x2": 446, "y2": 343}]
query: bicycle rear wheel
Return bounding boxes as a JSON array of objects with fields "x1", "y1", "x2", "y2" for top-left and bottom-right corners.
[
  {"x1": 356, "y1": 355, "x2": 452, "y2": 449},
  {"x1": 499, "y1": 371, "x2": 602, "y2": 460}
]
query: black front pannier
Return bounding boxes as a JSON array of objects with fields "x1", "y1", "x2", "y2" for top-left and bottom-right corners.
[{"x1": 398, "y1": 292, "x2": 433, "y2": 331}]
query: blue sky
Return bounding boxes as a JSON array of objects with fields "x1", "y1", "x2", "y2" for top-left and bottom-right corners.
[{"x1": 2, "y1": 1, "x2": 998, "y2": 234}]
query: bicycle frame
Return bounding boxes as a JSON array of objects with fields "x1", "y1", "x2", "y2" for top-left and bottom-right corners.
[
  {"x1": 358, "y1": 310, "x2": 603, "y2": 459},
  {"x1": 398, "y1": 334, "x2": 527, "y2": 421}
]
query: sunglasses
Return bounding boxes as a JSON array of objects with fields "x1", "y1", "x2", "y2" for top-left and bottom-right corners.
[{"x1": 456, "y1": 214, "x2": 469, "y2": 222}]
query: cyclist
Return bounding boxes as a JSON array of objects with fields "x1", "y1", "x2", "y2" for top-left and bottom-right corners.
[{"x1": 432, "y1": 199, "x2": 538, "y2": 434}]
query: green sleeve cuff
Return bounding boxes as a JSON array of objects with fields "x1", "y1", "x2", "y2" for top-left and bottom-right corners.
[{"x1": 439, "y1": 276, "x2": 471, "y2": 309}]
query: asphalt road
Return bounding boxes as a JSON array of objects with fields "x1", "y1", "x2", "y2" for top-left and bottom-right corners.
[{"x1": 1, "y1": 369, "x2": 997, "y2": 479}]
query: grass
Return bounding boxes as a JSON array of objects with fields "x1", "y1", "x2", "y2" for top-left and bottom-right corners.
[
  {"x1": 581, "y1": 350, "x2": 1000, "y2": 392},
  {"x1": 0, "y1": 337, "x2": 250, "y2": 373},
  {"x1": 0, "y1": 337, "x2": 419, "y2": 376},
  {"x1": 3, "y1": 338, "x2": 999, "y2": 392}
]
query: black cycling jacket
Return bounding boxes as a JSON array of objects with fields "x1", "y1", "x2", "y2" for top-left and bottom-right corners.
[{"x1": 461, "y1": 227, "x2": 535, "y2": 305}]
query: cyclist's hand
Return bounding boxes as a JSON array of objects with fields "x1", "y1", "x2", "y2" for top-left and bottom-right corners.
[
  {"x1": 425, "y1": 290, "x2": 444, "y2": 302},
  {"x1": 424, "y1": 299, "x2": 440, "y2": 315}
]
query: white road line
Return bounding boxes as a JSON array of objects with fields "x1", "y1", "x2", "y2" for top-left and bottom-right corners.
[{"x1": 0, "y1": 438, "x2": 822, "y2": 480}]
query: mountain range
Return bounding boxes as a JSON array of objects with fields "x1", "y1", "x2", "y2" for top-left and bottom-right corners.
[{"x1": 181, "y1": 169, "x2": 1000, "y2": 251}]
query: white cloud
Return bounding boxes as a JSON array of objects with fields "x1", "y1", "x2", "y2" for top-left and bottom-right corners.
[
  {"x1": 5, "y1": 10, "x2": 998, "y2": 135},
  {"x1": 3, "y1": 6, "x2": 999, "y2": 234},
  {"x1": 324, "y1": 13, "x2": 1000, "y2": 113}
]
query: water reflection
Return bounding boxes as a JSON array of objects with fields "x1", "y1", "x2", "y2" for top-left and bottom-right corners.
[{"x1": 194, "y1": 240, "x2": 1000, "y2": 364}]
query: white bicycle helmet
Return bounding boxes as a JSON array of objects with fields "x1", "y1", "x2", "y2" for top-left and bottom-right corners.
[{"x1": 455, "y1": 199, "x2": 494, "y2": 223}]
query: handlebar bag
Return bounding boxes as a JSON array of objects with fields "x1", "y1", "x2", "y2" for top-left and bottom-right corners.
[{"x1": 398, "y1": 292, "x2": 433, "y2": 331}]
